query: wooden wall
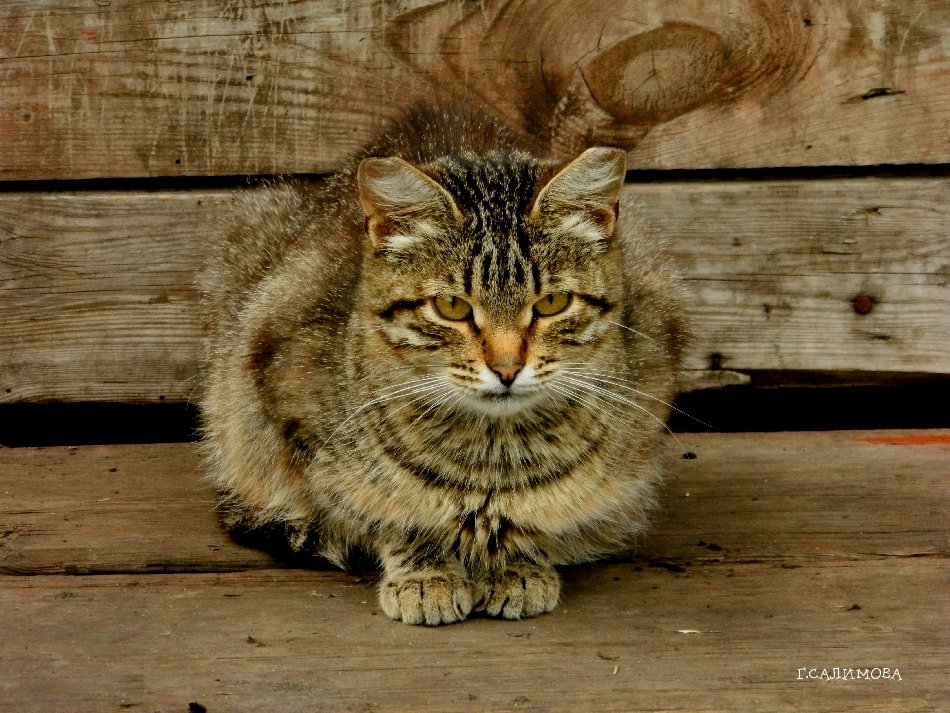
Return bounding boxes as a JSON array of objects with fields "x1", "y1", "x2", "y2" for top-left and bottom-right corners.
[{"x1": 1, "y1": 0, "x2": 948, "y2": 404}]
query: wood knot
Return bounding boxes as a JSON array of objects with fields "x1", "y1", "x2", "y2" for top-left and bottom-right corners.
[
  {"x1": 583, "y1": 23, "x2": 735, "y2": 124},
  {"x1": 539, "y1": 3, "x2": 809, "y2": 154}
]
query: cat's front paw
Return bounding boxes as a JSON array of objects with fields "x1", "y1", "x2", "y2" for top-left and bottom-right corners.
[
  {"x1": 476, "y1": 564, "x2": 560, "y2": 620},
  {"x1": 379, "y1": 568, "x2": 475, "y2": 626}
]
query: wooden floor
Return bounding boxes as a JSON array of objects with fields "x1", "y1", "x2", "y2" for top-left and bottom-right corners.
[{"x1": 1, "y1": 430, "x2": 947, "y2": 712}]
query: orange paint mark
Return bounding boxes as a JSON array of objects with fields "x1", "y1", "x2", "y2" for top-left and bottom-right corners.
[{"x1": 856, "y1": 433, "x2": 950, "y2": 446}]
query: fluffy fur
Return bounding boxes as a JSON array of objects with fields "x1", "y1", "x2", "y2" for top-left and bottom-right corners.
[{"x1": 199, "y1": 101, "x2": 686, "y2": 625}]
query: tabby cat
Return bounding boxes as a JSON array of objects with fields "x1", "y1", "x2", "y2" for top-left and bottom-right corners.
[{"x1": 199, "y1": 102, "x2": 686, "y2": 625}]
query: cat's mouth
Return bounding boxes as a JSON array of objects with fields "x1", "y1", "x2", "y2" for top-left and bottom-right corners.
[
  {"x1": 443, "y1": 366, "x2": 545, "y2": 415},
  {"x1": 463, "y1": 383, "x2": 544, "y2": 416}
]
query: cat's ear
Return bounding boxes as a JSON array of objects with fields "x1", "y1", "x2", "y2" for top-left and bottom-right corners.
[
  {"x1": 357, "y1": 157, "x2": 462, "y2": 251},
  {"x1": 530, "y1": 147, "x2": 626, "y2": 241}
]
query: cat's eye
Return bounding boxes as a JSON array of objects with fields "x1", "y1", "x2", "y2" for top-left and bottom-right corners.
[
  {"x1": 433, "y1": 295, "x2": 473, "y2": 321},
  {"x1": 533, "y1": 291, "x2": 572, "y2": 317}
]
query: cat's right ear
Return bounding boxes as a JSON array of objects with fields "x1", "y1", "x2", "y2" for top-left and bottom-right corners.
[{"x1": 357, "y1": 157, "x2": 462, "y2": 252}]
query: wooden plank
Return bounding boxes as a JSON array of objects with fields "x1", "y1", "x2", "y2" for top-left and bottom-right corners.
[
  {"x1": 0, "y1": 0, "x2": 948, "y2": 180},
  {"x1": 0, "y1": 562, "x2": 945, "y2": 711},
  {"x1": 0, "y1": 442, "x2": 273, "y2": 575},
  {"x1": 2, "y1": 431, "x2": 947, "y2": 575},
  {"x1": 645, "y1": 178, "x2": 950, "y2": 375},
  {"x1": 0, "y1": 190, "x2": 229, "y2": 403},
  {"x1": 1, "y1": 430, "x2": 946, "y2": 708},
  {"x1": 2, "y1": 178, "x2": 947, "y2": 403}
]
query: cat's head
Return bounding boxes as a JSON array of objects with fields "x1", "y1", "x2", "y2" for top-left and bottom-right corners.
[{"x1": 355, "y1": 147, "x2": 627, "y2": 416}]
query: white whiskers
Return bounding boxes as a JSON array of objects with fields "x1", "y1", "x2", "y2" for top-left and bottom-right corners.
[
  {"x1": 606, "y1": 319, "x2": 663, "y2": 349},
  {"x1": 318, "y1": 374, "x2": 447, "y2": 450},
  {"x1": 561, "y1": 366, "x2": 716, "y2": 431},
  {"x1": 556, "y1": 371, "x2": 690, "y2": 454}
]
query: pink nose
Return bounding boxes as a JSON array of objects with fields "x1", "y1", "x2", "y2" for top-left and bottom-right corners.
[{"x1": 489, "y1": 362, "x2": 523, "y2": 387}]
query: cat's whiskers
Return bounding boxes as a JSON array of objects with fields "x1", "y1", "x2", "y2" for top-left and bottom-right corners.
[
  {"x1": 561, "y1": 367, "x2": 716, "y2": 431},
  {"x1": 559, "y1": 374, "x2": 688, "y2": 453},
  {"x1": 327, "y1": 384, "x2": 453, "y2": 455},
  {"x1": 605, "y1": 320, "x2": 664, "y2": 349},
  {"x1": 181, "y1": 370, "x2": 205, "y2": 408},
  {"x1": 546, "y1": 385, "x2": 577, "y2": 415},
  {"x1": 318, "y1": 376, "x2": 447, "y2": 450},
  {"x1": 562, "y1": 382, "x2": 688, "y2": 456},
  {"x1": 356, "y1": 375, "x2": 445, "y2": 405},
  {"x1": 562, "y1": 366, "x2": 677, "y2": 409},
  {"x1": 407, "y1": 383, "x2": 459, "y2": 428},
  {"x1": 426, "y1": 389, "x2": 463, "y2": 425},
  {"x1": 548, "y1": 383, "x2": 622, "y2": 430},
  {"x1": 351, "y1": 363, "x2": 431, "y2": 385}
]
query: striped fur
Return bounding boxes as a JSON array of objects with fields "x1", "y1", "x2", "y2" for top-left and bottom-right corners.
[{"x1": 199, "y1": 101, "x2": 687, "y2": 625}]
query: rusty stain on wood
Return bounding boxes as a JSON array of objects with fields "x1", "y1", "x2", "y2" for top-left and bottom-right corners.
[
  {"x1": 855, "y1": 433, "x2": 950, "y2": 446},
  {"x1": 852, "y1": 294, "x2": 876, "y2": 315}
]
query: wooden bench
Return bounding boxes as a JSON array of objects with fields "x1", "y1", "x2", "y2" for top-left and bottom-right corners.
[{"x1": 1, "y1": 2, "x2": 948, "y2": 710}]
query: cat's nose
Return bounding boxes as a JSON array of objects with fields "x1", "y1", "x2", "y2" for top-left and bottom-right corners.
[
  {"x1": 489, "y1": 361, "x2": 523, "y2": 387},
  {"x1": 483, "y1": 329, "x2": 527, "y2": 387}
]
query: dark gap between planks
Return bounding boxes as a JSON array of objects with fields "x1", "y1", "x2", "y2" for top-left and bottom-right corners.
[
  {"x1": 0, "y1": 163, "x2": 947, "y2": 195},
  {"x1": 1, "y1": 380, "x2": 947, "y2": 447}
]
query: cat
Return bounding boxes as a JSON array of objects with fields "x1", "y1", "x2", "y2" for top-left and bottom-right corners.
[{"x1": 199, "y1": 100, "x2": 687, "y2": 625}]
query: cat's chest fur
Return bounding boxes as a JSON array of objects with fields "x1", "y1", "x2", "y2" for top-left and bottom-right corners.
[
  {"x1": 359, "y1": 396, "x2": 611, "y2": 491},
  {"x1": 319, "y1": 393, "x2": 647, "y2": 568}
]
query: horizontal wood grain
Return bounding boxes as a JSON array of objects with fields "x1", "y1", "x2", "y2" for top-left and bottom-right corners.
[
  {"x1": 2, "y1": 562, "x2": 944, "y2": 712},
  {"x1": 0, "y1": 442, "x2": 272, "y2": 576},
  {"x1": 0, "y1": 430, "x2": 947, "y2": 711},
  {"x1": 0, "y1": 0, "x2": 947, "y2": 180},
  {"x1": 2, "y1": 431, "x2": 946, "y2": 575},
  {"x1": 2, "y1": 178, "x2": 946, "y2": 403},
  {"x1": 651, "y1": 178, "x2": 950, "y2": 375},
  {"x1": 0, "y1": 190, "x2": 225, "y2": 403}
]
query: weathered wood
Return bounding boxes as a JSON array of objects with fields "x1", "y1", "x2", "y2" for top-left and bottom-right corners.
[
  {"x1": 0, "y1": 179, "x2": 950, "y2": 402},
  {"x1": 650, "y1": 178, "x2": 950, "y2": 375},
  {"x1": 2, "y1": 431, "x2": 947, "y2": 575},
  {"x1": 0, "y1": 442, "x2": 272, "y2": 575},
  {"x1": 0, "y1": 563, "x2": 944, "y2": 711},
  {"x1": 2, "y1": 178, "x2": 946, "y2": 403},
  {"x1": 0, "y1": 190, "x2": 225, "y2": 403},
  {"x1": 0, "y1": 0, "x2": 948, "y2": 180},
  {"x1": 1, "y1": 431, "x2": 946, "y2": 710}
]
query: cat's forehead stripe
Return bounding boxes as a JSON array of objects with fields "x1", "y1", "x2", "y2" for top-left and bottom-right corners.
[{"x1": 433, "y1": 156, "x2": 539, "y2": 296}]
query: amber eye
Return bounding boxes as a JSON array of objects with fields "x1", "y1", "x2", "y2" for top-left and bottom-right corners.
[
  {"x1": 533, "y1": 291, "x2": 572, "y2": 317},
  {"x1": 433, "y1": 295, "x2": 473, "y2": 321}
]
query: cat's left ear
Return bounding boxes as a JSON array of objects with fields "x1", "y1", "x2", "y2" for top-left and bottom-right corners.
[
  {"x1": 357, "y1": 157, "x2": 462, "y2": 252},
  {"x1": 530, "y1": 147, "x2": 626, "y2": 241}
]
